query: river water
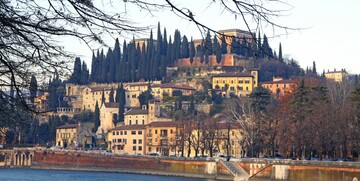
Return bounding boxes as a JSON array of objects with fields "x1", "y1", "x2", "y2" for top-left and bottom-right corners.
[{"x1": 0, "y1": 168, "x2": 217, "y2": 181}]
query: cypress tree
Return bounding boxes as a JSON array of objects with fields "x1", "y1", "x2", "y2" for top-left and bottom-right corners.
[
  {"x1": 118, "y1": 83, "x2": 125, "y2": 123},
  {"x1": 162, "y1": 28, "x2": 168, "y2": 56},
  {"x1": 121, "y1": 40, "x2": 127, "y2": 82},
  {"x1": 257, "y1": 31, "x2": 262, "y2": 57},
  {"x1": 101, "y1": 88, "x2": 105, "y2": 105},
  {"x1": 81, "y1": 61, "x2": 89, "y2": 85},
  {"x1": 166, "y1": 37, "x2": 173, "y2": 66},
  {"x1": 99, "y1": 49, "x2": 105, "y2": 82},
  {"x1": 113, "y1": 38, "x2": 121, "y2": 82},
  {"x1": 214, "y1": 35, "x2": 222, "y2": 64},
  {"x1": 189, "y1": 37, "x2": 195, "y2": 64},
  {"x1": 278, "y1": 43, "x2": 283, "y2": 62},
  {"x1": 181, "y1": 35, "x2": 189, "y2": 58},
  {"x1": 109, "y1": 87, "x2": 115, "y2": 103},
  {"x1": 29, "y1": 75, "x2": 37, "y2": 104},
  {"x1": 115, "y1": 84, "x2": 121, "y2": 103},
  {"x1": 160, "y1": 55, "x2": 166, "y2": 79},
  {"x1": 90, "y1": 52, "x2": 97, "y2": 82},
  {"x1": 188, "y1": 95, "x2": 195, "y2": 115},
  {"x1": 70, "y1": 57, "x2": 82, "y2": 84},
  {"x1": 221, "y1": 34, "x2": 227, "y2": 54},
  {"x1": 312, "y1": 61, "x2": 317, "y2": 75},
  {"x1": 94, "y1": 101, "x2": 100, "y2": 132},
  {"x1": 204, "y1": 31, "x2": 212, "y2": 64}
]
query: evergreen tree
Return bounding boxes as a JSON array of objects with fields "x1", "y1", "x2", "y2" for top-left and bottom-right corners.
[
  {"x1": 121, "y1": 40, "x2": 127, "y2": 82},
  {"x1": 261, "y1": 34, "x2": 273, "y2": 58},
  {"x1": 29, "y1": 75, "x2": 37, "y2": 104},
  {"x1": 94, "y1": 101, "x2": 100, "y2": 133},
  {"x1": 104, "y1": 47, "x2": 112, "y2": 83},
  {"x1": 101, "y1": 88, "x2": 105, "y2": 105},
  {"x1": 109, "y1": 87, "x2": 114, "y2": 103},
  {"x1": 312, "y1": 61, "x2": 317, "y2": 75},
  {"x1": 181, "y1": 35, "x2": 189, "y2": 58},
  {"x1": 257, "y1": 31, "x2": 262, "y2": 58},
  {"x1": 113, "y1": 38, "x2": 121, "y2": 82},
  {"x1": 278, "y1": 43, "x2": 283, "y2": 62},
  {"x1": 81, "y1": 61, "x2": 89, "y2": 84},
  {"x1": 221, "y1": 34, "x2": 227, "y2": 54},
  {"x1": 160, "y1": 55, "x2": 167, "y2": 79},
  {"x1": 70, "y1": 57, "x2": 82, "y2": 84},
  {"x1": 118, "y1": 84, "x2": 125, "y2": 123},
  {"x1": 189, "y1": 38, "x2": 195, "y2": 64},
  {"x1": 166, "y1": 37, "x2": 173, "y2": 66},
  {"x1": 90, "y1": 52, "x2": 98, "y2": 82},
  {"x1": 204, "y1": 31, "x2": 212, "y2": 64},
  {"x1": 173, "y1": 30, "x2": 181, "y2": 62},
  {"x1": 241, "y1": 36, "x2": 247, "y2": 57},
  {"x1": 162, "y1": 28, "x2": 168, "y2": 56},
  {"x1": 214, "y1": 35, "x2": 222, "y2": 64}
]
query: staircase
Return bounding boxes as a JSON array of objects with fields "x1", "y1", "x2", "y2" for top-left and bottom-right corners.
[{"x1": 220, "y1": 159, "x2": 250, "y2": 181}]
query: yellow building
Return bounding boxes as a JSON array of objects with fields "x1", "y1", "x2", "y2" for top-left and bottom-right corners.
[
  {"x1": 108, "y1": 125, "x2": 146, "y2": 155},
  {"x1": 146, "y1": 121, "x2": 181, "y2": 156},
  {"x1": 152, "y1": 83, "x2": 196, "y2": 98},
  {"x1": 33, "y1": 92, "x2": 49, "y2": 112},
  {"x1": 124, "y1": 99, "x2": 161, "y2": 126},
  {"x1": 56, "y1": 124, "x2": 78, "y2": 148},
  {"x1": 212, "y1": 70, "x2": 258, "y2": 97},
  {"x1": 261, "y1": 77, "x2": 297, "y2": 96},
  {"x1": 56, "y1": 123, "x2": 93, "y2": 148},
  {"x1": 325, "y1": 70, "x2": 348, "y2": 82}
]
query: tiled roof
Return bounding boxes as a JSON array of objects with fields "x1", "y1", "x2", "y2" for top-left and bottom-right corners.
[
  {"x1": 147, "y1": 121, "x2": 181, "y2": 127},
  {"x1": 89, "y1": 87, "x2": 113, "y2": 92},
  {"x1": 111, "y1": 125, "x2": 146, "y2": 131},
  {"x1": 104, "y1": 102, "x2": 119, "y2": 108},
  {"x1": 56, "y1": 124, "x2": 78, "y2": 129},
  {"x1": 159, "y1": 83, "x2": 196, "y2": 90},
  {"x1": 212, "y1": 72, "x2": 253, "y2": 78},
  {"x1": 261, "y1": 79, "x2": 296, "y2": 84},
  {"x1": 125, "y1": 108, "x2": 148, "y2": 115}
]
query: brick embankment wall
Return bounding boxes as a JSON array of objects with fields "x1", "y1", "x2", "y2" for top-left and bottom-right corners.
[{"x1": 31, "y1": 150, "x2": 233, "y2": 180}]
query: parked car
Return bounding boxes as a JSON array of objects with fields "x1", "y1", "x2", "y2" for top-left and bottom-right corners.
[{"x1": 148, "y1": 153, "x2": 159, "y2": 156}]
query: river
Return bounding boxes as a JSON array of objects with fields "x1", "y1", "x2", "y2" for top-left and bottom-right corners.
[{"x1": 0, "y1": 168, "x2": 218, "y2": 181}]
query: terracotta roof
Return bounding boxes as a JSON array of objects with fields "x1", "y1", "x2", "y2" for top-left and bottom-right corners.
[
  {"x1": 90, "y1": 87, "x2": 113, "y2": 92},
  {"x1": 125, "y1": 108, "x2": 148, "y2": 115},
  {"x1": 147, "y1": 121, "x2": 181, "y2": 127},
  {"x1": 111, "y1": 125, "x2": 146, "y2": 131},
  {"x1": 104, "y1": 102, "x2": 119, "y2": 108},
  {"x1": 261, "y1": 79, "x2": 296, "y2": 84},
  {"x1": 212, "y1": 72, "x2": 253, "y2": 78},
  {"x1": 56, "y1": 124, "x2": 77, "y2": 129},
  {"x1": 159, "y1": 83, "x2": 196, "y2": 90}
]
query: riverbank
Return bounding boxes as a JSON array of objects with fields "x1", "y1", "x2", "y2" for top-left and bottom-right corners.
[{"x1": 28, "y1": 165, "x2": 231, "y2": 180}]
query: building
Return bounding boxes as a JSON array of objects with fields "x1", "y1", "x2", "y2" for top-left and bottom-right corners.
[
  {"x1": 152, "y1": 83, "x2": 196, "y2": 98},
  {"x1": 107, "y1": 125, "x2": 146, "y2": 155},
  {"x1": 325, "y1": 70, "x2": 348, "y2": 82},
  {"x1": 56, "y1": 123, "x2": 93, "y2": 148},
  {"x1": 124, "y1": 99, "x2": 161, "y2": 125},
  {"x1": 145, "y1": 121, "x2": 182, "y2": 156},
  {"x1": 33, "y1": 92, "x2": 49, "y2": 112},
  {"x1": 212, "y1": 70, "x2": 258, "y2": 97},
  {"x1": 261, "y1": 77, "x2": 297, "y2": 96}
]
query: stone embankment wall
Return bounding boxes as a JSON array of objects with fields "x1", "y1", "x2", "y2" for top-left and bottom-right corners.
[
  {"x1": 239, "y1": 158, "x2": 360, "y2": 181},
  {"x1": 31, "y1": 150, "x2": 233, "y2": 180}
]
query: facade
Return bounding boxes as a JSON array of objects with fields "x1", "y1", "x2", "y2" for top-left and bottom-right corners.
[
  {"x1": 33, "y1": 92, "x2": 49, "y2": 112},
  {"x1": 212, "y1": 70, "x2": 258, "y2": 97},
  {"x1": 56, "y1": 123, "x2": 93, "y2": 148},
  {"x1": 153, "y1": 83, "x2": 196, "y2": 98},
  {"x1": 124, "y1": 99, "x2": 161, "y2": 126},
  {"x1": 56, "y1": 124, "x2": 78, "y2": 148},
  {"x1": 325, "y1": 70, "x2": 348, "y2": 82},
  {"x1": 145, "y1": 121, "x2": 182, "y2": 156},
  {"x1": 261, "y1": 77, "x2": 297, "y2": 96},
  {"x1": 97, "y1": 102, "x2": 118, "y2": 135},
  {"x1": 108, "y1": 125, "x2": 146, "y2": 155}
]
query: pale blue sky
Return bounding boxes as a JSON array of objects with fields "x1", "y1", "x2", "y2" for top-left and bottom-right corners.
[{"x1": 67, "y1": 0, "x2": 360, "y2": 74}]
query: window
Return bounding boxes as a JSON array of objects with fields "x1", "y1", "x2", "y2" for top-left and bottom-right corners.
[
  {"x1": 231, "y1": 80, "x2": 233, "y2": 84},
  {"x1": 155, "y1": 138, "x2": 158, "y2": 142},
  {"x1": 155, "y1": 130, "x2": 158, "y2": 134},
  {"x1": 238, "y1": 87, "x2": 243, "y2": 91},
  {"x1": 230, "y1": 87, "x2": 235, "y2": 91},
  {"x1": 222, "y1": 80, "x2": 225, "y2": 84},
  {"x1": 124, "y1": 139, "x2": 127, "y2": 144},
  {"x1": 170, "y1": 129, "x2": 173, "y2": 134},
  {"x1": 116, "y1": 131, "x2": 119, "y2": 135},
  {"x1": 246, "y1": 87, "x2": 248, "y2": 91},
  {"x1": 133, "y1": 139, "x2": 137, "y2": 144},
  {"x1": 113, "y1": 139, "x2": 116, "y2": 143},
  {"x1": 148, "y1": 147, "x2": 151, "y2": 152},
  {"x1": 138, "y1": 131, "x2": 142, "y2": 135},
  {"x1": 136, "y1": 120, "x2": 138, "y2": 124},
  {"x1": 138, "y1": 146, "x2": 142, "y2": 151},
  {"x1": 142, "y1": 120, "x2": 144, "y2": 125},
  {"x1": 239, "y1": 80, "x2": 243, "y2": 84},
  {"x1": 254, "y1": 81, "x2": 256, "y2": 85},
  {"x1": 117, "y1": 139, "x2": 121, "y2": 142},
  {"x1": 131, "y1": 131, "x2": 136, "y2": 135},
  {"x1": 139, "y1": 139, "x2": 142, "y2": 144},
  {"x1": 112, "y1": 132, "x2": 115, "y2": 135},
  {"x1": 245, "y1": 80, "x2": 250, "y2": 84},
  {"x1": 133, "y1": 146, "x2": 136, "y2": 151},
  {"x1": 124, "y1": 131, "x2": 127, "y2": 135},
  {"x1": 284, "y1": 84, "x2": 287, "y2": 88},
  {"x1": 120, "y1": 131, "x2": 123, "y2": 135},
  {"x1": 129, "y1": 120, "x2": 132, "y2": 125},
  {"x1": 132, "y1": 94, "x2": 136, "y2": 98},
  {"x1": 216, "y1": 80, "x2": 219, "y2": 84}
]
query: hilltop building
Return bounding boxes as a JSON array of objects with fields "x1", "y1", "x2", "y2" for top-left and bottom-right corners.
[
  {"x1": 212, "y1": 70, "x2": 258, "y2": 97},
  {"x1": 325, "y1": 70, "x2": 348, "y2": 82},
  {"x1": 261, "y1": 77, "x2": 297, "y2": 96}
]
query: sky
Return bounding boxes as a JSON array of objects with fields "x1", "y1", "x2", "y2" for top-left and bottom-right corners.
[{"x1": 65, "y1": 0, "x2": 360, "y2": 75}]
